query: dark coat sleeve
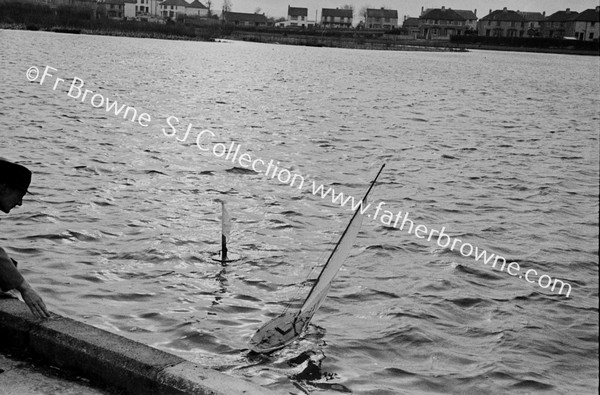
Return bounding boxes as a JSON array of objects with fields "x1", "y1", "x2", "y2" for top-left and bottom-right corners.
[{"x1": 0, "y1": 247, "x2": 24, "y2": 292}]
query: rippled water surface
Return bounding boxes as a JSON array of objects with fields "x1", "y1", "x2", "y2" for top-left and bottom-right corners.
[{"x1": 1, "y1": 30, "x2": 598, "y2": 394}]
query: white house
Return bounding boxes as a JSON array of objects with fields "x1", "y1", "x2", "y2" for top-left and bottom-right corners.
[
  {"x1": 280, "y1": 6, "x2": 316, "y2": 28},
  {"x1": 133, "y1": 0, "x2": 161, "y2": 18},
  {"x1": 159, "y1": 0, "x2": 188, "y2": 20},
  {"x1": 184, "y1": 0, "x2": 208, "y2": 17},
  {"x1": 124, "y1": 0, "x2": 136, "y2": 19}
]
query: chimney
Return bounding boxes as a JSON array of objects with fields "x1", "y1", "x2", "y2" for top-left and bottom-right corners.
[
  {"x1": 474, "y1": 9, "x2": 477, "y2": 16},
  {"x1": 489, "y1": 9, "x2": 492, "y2": 15},
  {"x1": 441, "y1": 6, "x2": 445, "y2": 10},
  {"x1": 503, "y1": 7, "x2": 507, "y2": 12},
  {"x1": 543, "y1": 11, "x2": 545, "y2": 17}
]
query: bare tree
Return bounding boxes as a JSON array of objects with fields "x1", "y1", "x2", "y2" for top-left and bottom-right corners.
[
  {"x1": 222, "y1": 0, "x2": 232, "y2": 13},
  {"x1": 255, "y1": 7, "x2": 262, "y2": 14},
  {"x1": 206, "y1": 0, "x2": 212, "y2": 16}
]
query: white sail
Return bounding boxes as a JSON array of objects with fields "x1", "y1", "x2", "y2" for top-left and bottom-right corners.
[
  {"x1": 221, "y1": 200, "x2": 232, "y2": 241},
  {"x1": 299, "y1": 212, "x2": 364, "y2": 315},
  {"x1": 249, "y1": 164, "x2": 385, "y2": 353}
]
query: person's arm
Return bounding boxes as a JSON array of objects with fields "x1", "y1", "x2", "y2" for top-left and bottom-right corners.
[
  {"x1": 1, "y1": 247, "x2": 50, "y2": 318},
  {"x1": 0, "y1": 247, "x2": 24, "y2": 291}
]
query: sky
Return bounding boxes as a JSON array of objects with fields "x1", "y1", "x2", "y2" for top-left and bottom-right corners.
[{"x1": 219, "y1": 1, "x2": 600, "y2": 20}]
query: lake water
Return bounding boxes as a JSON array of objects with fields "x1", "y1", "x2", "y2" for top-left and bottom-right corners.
[{"x1": 1, "y1": 30, "x2": 598, "y2": 394}]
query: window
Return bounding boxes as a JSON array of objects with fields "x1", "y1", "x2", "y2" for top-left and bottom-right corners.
[
  {"x1": 486, "y1": 29, "x2": 490, "y2": 36},
  {"x1": 590, "y1": 32, "x2": 594, "y2": 40},
  {"x1": 291, "y1": 15, "x2": 297, "y2": 20}
]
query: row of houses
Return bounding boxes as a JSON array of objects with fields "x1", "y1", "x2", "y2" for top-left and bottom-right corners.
[
  {"x1": 21, "y1": 0, "x2": 211, "y2": 22},
  {"x1": 24, "y1": 0, "x2": 600, "y2": 42},
  {"x1": 404, "y1": 6, "x2": 599, "y2": 41},
  {"x1": 276, "y1": 5, "x2": 599, "y2": 42},
  {"x1": 277, "y1": 6, "x2": 396, "y2": 29},
  {"x1": 98, "y1": 0, "x2": 210, "y2": 22}
]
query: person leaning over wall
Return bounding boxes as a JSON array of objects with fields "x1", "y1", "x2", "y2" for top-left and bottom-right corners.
[{"x1": 0, "y1": 158, "x2": 50, "y2": 319}]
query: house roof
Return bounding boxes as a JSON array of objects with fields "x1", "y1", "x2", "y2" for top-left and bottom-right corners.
[
  {"x1": 480, "y1": 9, "x2": 524, "y2": 22},
  {"x1": 518, "y1": 12, "x2": 545, "y2": 21},
  {"x1": 322, "y1": 8, "x2": 353, "y2": 18},
  {"x1": 188, "y1": 0, "x2": 207, "y2": 9},
  {"x1": 571, "y1": 8, "x2": 599, "y2": 22},
  {"x1": 288, "y1": 6, "x2": 307, "y2": 17},
  {"x1": 104, "y1": 0, "x2": 125, "y2": 5},
  {"x1": 545, "y1": 9, "x2": 579, "y2": 22},
  {"x1": 403, "y1": 17, "x2": 420, "y2": 27},
  {"x1": 366, "y1": 8, "x2": 398, "y2": 19},
  {"x1": 454, "y1": 10, "x2": 477, "y2": 20},
  {"x1": 421, "y1": 7, "x2": 475, "y2": 21},
  {"x1": 160, "y1": 0, "x2": 190, "y2": 7},
  {"x1": 223, "y1": 11, "x2": 268, "y2": 23}
]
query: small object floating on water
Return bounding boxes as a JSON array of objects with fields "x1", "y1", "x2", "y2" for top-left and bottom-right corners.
[
  {"x1": 249, "y1": 164, "x2": 385, "y2": 353},
  {"x1": 211, "y1": 200, "x2": 240, "y2": 263}
]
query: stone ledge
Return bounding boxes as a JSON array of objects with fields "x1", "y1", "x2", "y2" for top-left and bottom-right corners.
[{"x1": 0, "y1": 298, "x2": 273, "y2": 395}]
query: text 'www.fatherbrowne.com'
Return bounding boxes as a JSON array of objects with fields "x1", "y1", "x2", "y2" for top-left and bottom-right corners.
[{"x1": 26, "y1": 65, "x2": 573, "y2": 298}]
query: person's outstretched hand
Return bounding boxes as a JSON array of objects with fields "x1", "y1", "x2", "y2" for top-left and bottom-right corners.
[{"x1": 17, "y1": 281, "x2": 50, "y2": 319}]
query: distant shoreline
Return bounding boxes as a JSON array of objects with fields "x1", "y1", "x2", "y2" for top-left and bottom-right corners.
[
  {"x1": 3, "y1": 23, "x2": 598, "y2": 55},
  {"x1": 0, "y1": 23, "x2": 214, "y2": 42}
]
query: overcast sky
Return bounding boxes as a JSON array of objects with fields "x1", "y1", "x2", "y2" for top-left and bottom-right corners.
[{"x1": 220, "y1": 1, "x2": 599, "y2": 19}]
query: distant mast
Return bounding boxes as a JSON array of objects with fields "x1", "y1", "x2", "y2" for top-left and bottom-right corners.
[{"x1": 221, "y1": 200, "x2": 231, "y2": 263}]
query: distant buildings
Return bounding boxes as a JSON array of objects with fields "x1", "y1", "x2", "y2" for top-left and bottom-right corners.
[
  {"x1": 129, "y1": 0, "x2": 161, "y2": 21},
  {"x1": 402, "y1": 17, "x2": 420, "y2": 37},
  {"x1": 222, "y1": 11, "x2": 269, "y2": 27},
  {"x1": 571, "y1": 7, "x2": 600, "y2": 41},
  {"x1": 478, "y1": 8, "x2": 528, "y2": 37},
  {"x1": 540, "y1": 8, "x2": 579, "y2": 39},
  {"x1": 279, "y1": 6, "x2": 316, "y2": 28},
  {"x1": 365, "y1": 7, "x2": 398, "y2": 29},
  {"x1": 15, "y1": 0, "x2": 597, "y2": 43},
  {"x1": 418, "y1": 6, "x2": 477, "y2": 38},
  {"x1": 321, "y1": 8, "x2": 353, "y2": 29},
  {"x1": 476, "y1": 7, "x2": 599, "y2": 39},
  {"x1": 101, "y1": 0, "x2": 125, "y2": 19},
  {"x1": 159, "y1": 0, "x2": 187, "y2": 20}
]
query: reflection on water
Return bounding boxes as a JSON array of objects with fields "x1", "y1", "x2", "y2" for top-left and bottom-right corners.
[{"x1": 1, "y1": 30, "x2": 598, "y2": 394}]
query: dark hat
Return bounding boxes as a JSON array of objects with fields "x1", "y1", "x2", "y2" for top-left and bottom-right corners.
[{"x1": 0, "y1": 159, "x2": 32, "y2": 194}]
